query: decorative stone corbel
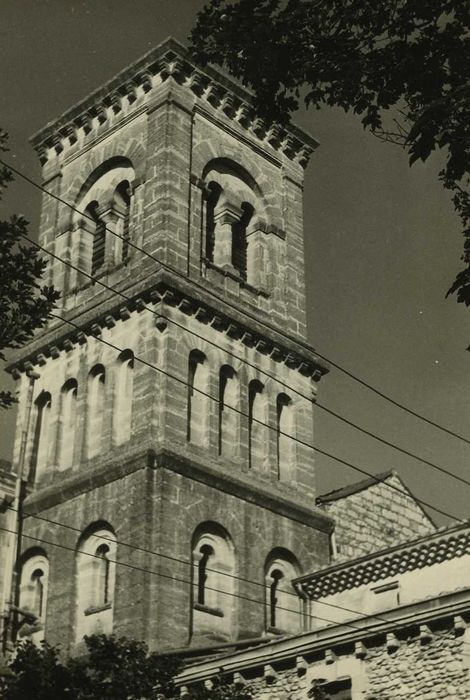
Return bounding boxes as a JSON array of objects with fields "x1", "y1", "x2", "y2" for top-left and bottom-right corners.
[
  {"x1": 264, "y1": 664, "x2": 278, "y2": 683},
  {"x1": 419, "y1": 624, "x2": 433, "y2": 644},
  {"x1": 325, "y1": 649, "x2": 337, "y2": 665},
  {"x1": 236, "y1": 103, "x2": 253, "y2": 128},
  {"x1": 386, "y1": 632, "x2": 400, "y2": 652},
  {"x1": 296, "y1": 655, "x2": 308, "y2": 675},
  {"x1": 104, "y1": 315, "x2": 116, "y2": 329},
  {"x1": 454, "y1": 615, "x2": 467, "y2": 636},
  {"x1": 233, "y1": 672, "x2": 246, "y2": 688},
  {"x1": 354, "y1": 641, "x2": 368, "y2": 659}
]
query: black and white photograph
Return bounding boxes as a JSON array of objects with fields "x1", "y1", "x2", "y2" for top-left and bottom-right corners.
[{"x1": 0, "y1": 1, "x2": 469, "y2": 697}]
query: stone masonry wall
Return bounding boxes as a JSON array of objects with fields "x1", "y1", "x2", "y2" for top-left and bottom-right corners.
[
  {"x1": 217, "y1": 624, "x2": 470, "y2": 699},
  {"x1": 19, "y1": 458, "x2": 331, "y2": 653},
  {"x1": 319, "y1": 474, "x2": 436, "y2": 565}
]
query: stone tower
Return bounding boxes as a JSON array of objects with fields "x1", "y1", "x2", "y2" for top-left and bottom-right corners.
[{"x1": 6, "y1": 38, "x2": 332, "y2": 653}]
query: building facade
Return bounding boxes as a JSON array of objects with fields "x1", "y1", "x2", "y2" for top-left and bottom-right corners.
[
  {"x1": 177, "y1": 520, "x2": 470, "y2": 699},
  {"x1": 3, "y1": 38, "x2": 334, "y2": 654}
]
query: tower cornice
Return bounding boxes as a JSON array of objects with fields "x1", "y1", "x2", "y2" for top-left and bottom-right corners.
[
  {"x1": 5, "y1": 268, "x2": 329, "y2": 382},
  {"x1": 29, "y1": 37, "x2": 318, "y2": 170}
]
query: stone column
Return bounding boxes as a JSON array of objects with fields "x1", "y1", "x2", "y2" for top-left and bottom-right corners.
[
  {"x1": 73, "y1": 218, "x2": 95, "y2": 287},
  {"x1": 97, "y1": 202, "x2": 125, "y2": 269},
  {"x1": 213, "y1": 204, "x2": 241, "y2": 271},
  {"x1": 246, "y1": 227, "x2": 269, "y2": 290}
]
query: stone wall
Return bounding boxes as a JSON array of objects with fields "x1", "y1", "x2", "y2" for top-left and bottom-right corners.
[
  {"x1": 20, "y1": 455, "x2": 331, "y2": 653},
  {"x1": 318, "y1": 473, "x2": 436, "y2": 564},
  {"x1": 203, "y1": 623, "x2": 470, "y2": 699}
]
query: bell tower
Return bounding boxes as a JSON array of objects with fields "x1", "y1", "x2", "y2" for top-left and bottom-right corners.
[{"x1": 6, "y1": 38, "x2": 332, "y2": 652}]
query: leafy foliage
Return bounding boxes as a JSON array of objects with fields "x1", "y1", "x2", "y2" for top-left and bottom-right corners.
[
  {"x1": 0, "y1": 635, "x2": 252, "y2": 700},
  {"x1": 0, "y1": 640, "x2": 76, "y2": 700},
  {"x1": 69, "y1": 635, "x2": 181, "y2": 700},
  {"x1": 190, "y1": 1, "x2": 470, "y2": 304},
  {"x1": 0, "y1": 130, "x2": 60, "y2": 408},
  {"x1": 189, "y1": 676, "x2": 252, "y2": 700}
]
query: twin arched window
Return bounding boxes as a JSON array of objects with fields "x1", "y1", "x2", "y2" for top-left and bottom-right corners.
[
  {"x1": 190, "y1": 526, "x2": 301, "y2": 641},
  {"x1": 73, "y1": 160, "x2": 135, "y2": 284},
  {"x1": 203, "y1": 161, "x2": 260, "y2": 285}
]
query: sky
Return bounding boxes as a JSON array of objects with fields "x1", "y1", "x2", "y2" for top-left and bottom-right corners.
[{"x1": 0, "y1": 0, "x2": 469, "y2": 525}]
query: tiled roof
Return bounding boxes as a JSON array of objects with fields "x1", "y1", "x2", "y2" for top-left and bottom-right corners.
[{"x1": 295, "y1": 520, "x2": 470, "y2": 599}]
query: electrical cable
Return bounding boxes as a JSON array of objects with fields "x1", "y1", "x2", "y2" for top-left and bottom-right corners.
[
  {"x1": 3, "y1": 519, "x2": 470, "y2": 658},
  {"x1": 46, "y1": 309, "x2": 461, "y2": 524},
  {"x1": 3, "y1": 157, "x2": 470, "y2": 445},
  {"x1": 16, "y1": 231, "x2": 470, "y2": 496}
]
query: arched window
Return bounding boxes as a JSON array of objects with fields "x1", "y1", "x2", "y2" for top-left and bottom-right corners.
[
  {"x1": 112, "y1": 350, "x2": 134, "y2": 446},
  {"x1": 187, "y1": 350, "x2": 210, "y2": 447},
  {"x1": 86, "y1": 201, "x2": 106, "y2": 275},
  {"x1": 114, "y1": 180, "x2": 131, "y2": 262},
  {"x1": 205, "y1": 181, "x2": 222, "y2": 263},
  {"x1": 202, "y1": 160, "x2": 261, "y2": 279},
  {"x1": 19, "y1": 551, "x2": 49, "y2": 644},
  {"x1": 71, "y1": 159, "x2": 135, "y2": 285},
  {"x1": 269, "y1": 568, "x2": 284, "y2": 628},
  {"x1": 231, "y1": 201, "x2": 253, "y2": 279},
  {"x1": 191, "y1": 523, "x2": 236, "y2": 642},
  {"x1": 265, "y1": 551, "x2": 302, "y2": 634},
  {"x1": 218, "y1": 365, "x2": 239, "y2": 457},
  {"x1": 248, "y1": 379, "x2": 268, "y2": 470},
  {"x1": 197, "y1": 543, "x2": 214, "y2": 606},
  {"x1": 75, "y1": 526, "x2": 116, "y2": 641},
  {"x1": 30, "y1": 391, "x2": 52, "y2": 482},
  {"x1": 276, "y1": 393, "x2": 294, "y2": 481},
  {"x1": 58, "y1": 379, "x2": 78, "y2": 470},
  {"x1": 86, "y1": 365, "x2": 105, "y2": 458}
]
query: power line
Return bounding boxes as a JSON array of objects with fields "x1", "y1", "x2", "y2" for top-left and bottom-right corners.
[
  {"x1": 4, "y1": 519, "x2": 470, "y2": 658},
  {"x1": 48, "y1": 309, "x2": 462, "y2": 524},
  {"x1": 8, "y1": 498, "x2": 469, "y2": 621},
  {"x1": 315, "y1": 401, "x2": 470, "y2": 488},
  {"x1": 18, "y1": 231, "x2": 470, "y2": 496},
  {"x1": 4, "y1": 157, "x2": 470, "y2": 446},
  {"x1": 314, "y1": 350, "x2": 470, "y2": 446},
  {"x1": 0, "y1": 523, "x2": 359, "y2": 632}
]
